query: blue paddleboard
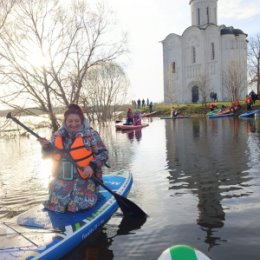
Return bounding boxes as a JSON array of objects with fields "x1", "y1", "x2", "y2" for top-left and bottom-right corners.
[
  {"x1": 239, "y1": 110, "x2": 257, "y2": 118},
  {"x1": 0, "y1": 170, "x2": 132, "y2": 260},
  {"x1": 255, "y1": 109, "x2": 260, "y2": 118},
  {"x1": 208, "y1": 112, "x2": 234, "y2": 118}
]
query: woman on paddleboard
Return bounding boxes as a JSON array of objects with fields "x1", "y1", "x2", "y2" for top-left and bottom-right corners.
[{"x1": 38, "y1": 104, "x2": 108, "y2": 213}]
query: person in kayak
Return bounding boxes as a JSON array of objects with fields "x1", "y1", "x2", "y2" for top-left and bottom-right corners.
[
  {"x1": 171, "y1": 107, "x2": 180, "y2": 118},
  {"x1": 245, "y1": 95, "x2": 253, "y2": 111},
  {"x1": 125, "y1": 107, "x2": 134, "y2": 125},
  {"x1": 133, "y1": 112, "x2": 142, "y2": 125},
  {"x1": 170, "y1": 107, "x2": 180, "y2": 118},
  {"x1": 38, "y1": 104, "x2": 108, "y2": 213},
  {"x1": 208, "y1": 103, "x2": 217, "y2": 111}
]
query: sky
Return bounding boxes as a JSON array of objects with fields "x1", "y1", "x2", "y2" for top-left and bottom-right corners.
[{"x1": 106, "y1": 0, "x2": 260, "y2": 103}]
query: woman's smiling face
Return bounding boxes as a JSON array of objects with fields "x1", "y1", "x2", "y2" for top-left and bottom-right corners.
[{"x1": 65, "y1": 114, "x2": 82, "y2": 132}]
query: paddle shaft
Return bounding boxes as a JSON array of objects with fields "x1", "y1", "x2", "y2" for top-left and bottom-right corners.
[
  {"x1": 7, "y1": 113, "x2": 41, "y2": 139},
  {"x1": 3, "y1": 222, "x2": 38, "y2": 247},
  {"x1": 6, "y1": 113, "x2": 147, "y2": 218}
]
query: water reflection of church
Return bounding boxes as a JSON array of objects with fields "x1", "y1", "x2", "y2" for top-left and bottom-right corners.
[{"x1": 164, "y1": 118, "x2": 252, "y2": 248}]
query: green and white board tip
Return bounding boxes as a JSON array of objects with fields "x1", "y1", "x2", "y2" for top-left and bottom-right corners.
[{"x1": 158, "y1": 245, "x2": 210, "y2": 260}]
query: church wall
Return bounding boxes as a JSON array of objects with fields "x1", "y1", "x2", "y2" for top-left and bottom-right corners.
[
  {"x1": 182, "y1": 25, "x2": 222, "y2": 103},
  {"x1": 220, "y1": 34, "x2": 247, "y2": 100},
  {"x1": 182, "y1": 27, "x2": 204, "y2": 103},
  {"x1": 203, "y1": 25, "x2": 222, "y2": 102},
  {"x1": 162, "y1": 1, "x2": 247, "y2": 104},
  {"x1": 162, "y1": 34, "x2": 183, "y2": 103}
]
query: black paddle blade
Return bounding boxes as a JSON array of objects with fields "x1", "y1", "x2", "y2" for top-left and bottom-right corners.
[
  {"x1": 113, "y1": 192, "x2": 147, "y2": 218},
  {"x1": 117, "y1": 215, "x2": 147, "y2": 235},
  {"x1": 92, "y1": 175, "x2": 147, "y2": 218}
]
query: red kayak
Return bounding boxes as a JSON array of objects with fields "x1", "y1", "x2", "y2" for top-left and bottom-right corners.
[
  {"x1": 216, "y1": 108, "x2": 231, "y2": 115},
  {"x1": 115, "y1": 123, "x2": 149, "y2": 130},
  {"x1": 141, "y1": 111, "x2": 157, "y2": 117},
  {"x1": 160, "y1": 115, "x2": 189, "y2": 119}
]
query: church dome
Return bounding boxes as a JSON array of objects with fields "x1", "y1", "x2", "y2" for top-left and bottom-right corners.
[{"x1": 220, "y1": 26, "x2": 246, "y2": 36}]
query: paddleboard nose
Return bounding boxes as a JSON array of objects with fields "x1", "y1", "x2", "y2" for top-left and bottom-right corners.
[{"x1": 157, "y1": 244, "x2": 210, "y2": 260}]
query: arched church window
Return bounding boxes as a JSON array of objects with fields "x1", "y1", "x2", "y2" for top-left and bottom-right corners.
[
  {"x1": 192, "y1": 46, "x2": 196, "y2": 63},
  {"x1": 197, "y1": 8, "x2": 200, "y2": 25},
  {"x1": 171, "y1": 62, "x2": 176, "y2": 73},
  {"x1": 211, "y1": 42, "x2": 215, "y2": 60},
  {"x1": 206, "y1": 7, "x2": 209, "y2": 24}
]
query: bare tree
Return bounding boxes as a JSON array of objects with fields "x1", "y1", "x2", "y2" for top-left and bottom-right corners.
[
  {"x1": 81, "y1": 62, "x2": 129, "y2": 123},
  {"x1": 0, "y1": 0, "x2": 16, "y2": 30},
  {"x1": 0, "y1": 0, "x2": 127, "y2": 131},
  {"x1": 164, "y1": 64, "x2": 176, "y2": 104},
  {"x1": 223, "y1": 60, "x2": 246, "y2": 101},
  {"x1": 198, "y1": 73, "x2": 209, "y2": 106},
  {"x1": 248, "y1": 33, "x2": 260, "y2": 95}
]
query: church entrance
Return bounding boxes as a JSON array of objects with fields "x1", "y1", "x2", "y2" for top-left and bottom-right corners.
[{"x1": 191, "y1": 86, "x2": 199, "y2": 103}]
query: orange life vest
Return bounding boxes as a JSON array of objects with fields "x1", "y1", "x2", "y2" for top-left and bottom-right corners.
[
  {"x1": 53, "y1": 135, "x2": 94, "y2": 179},
  {"x1": 209, "y1": 103, "x2": 214, "y2": 109},
  {"x1": 245, "y1": 96, "x2": 252, "y2": 104}
]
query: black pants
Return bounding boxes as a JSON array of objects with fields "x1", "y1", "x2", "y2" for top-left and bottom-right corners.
[{"x1": 126, "y1": 118, "x2": 133, "y2": 125}]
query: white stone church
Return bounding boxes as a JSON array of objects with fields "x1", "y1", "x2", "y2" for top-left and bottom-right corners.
[{"x1": 162, "y1": 0, "x2": 248, "y2": 104}]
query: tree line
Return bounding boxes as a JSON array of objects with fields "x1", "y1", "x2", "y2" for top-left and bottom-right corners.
[{"x1": 0, "y1": 0, "x2": 128, "y2": 131}]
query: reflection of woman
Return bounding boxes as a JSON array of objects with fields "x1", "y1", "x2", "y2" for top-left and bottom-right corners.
[
  {"x1": 38, "y1": 104, "x2": 108, "y2": 213},
  {"x1": 135, "y1": 129, "x2": 142, "y2": 141},
  {"x1": 127, "y1": 131, "x2": 134, "y2": 141},
  {"x1": 63, "y1": 216, "x2": 146, "y2": 260}
]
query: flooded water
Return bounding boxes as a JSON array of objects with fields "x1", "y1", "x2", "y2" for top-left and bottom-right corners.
[{"x1": 1, "y1": 116, "x2": 260, "y2": 259}]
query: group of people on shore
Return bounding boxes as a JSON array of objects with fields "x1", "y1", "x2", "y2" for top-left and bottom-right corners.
[
  {"x1": 210, "y1": 92, "x2": 218, "y2": 102},
  {"x1": 245, "y1": 90, "x2": 260, "y2": 110},
  {"x1": 132, "y1": 98, "x2": 153, "y2": 112},
  {"x1": 249, "y1": 90, "x2": 259, "y2": 104}
]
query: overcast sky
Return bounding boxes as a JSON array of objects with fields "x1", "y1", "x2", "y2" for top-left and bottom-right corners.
[{"x1": 107, "y1": 0, "x2": 260, "y2": 103}]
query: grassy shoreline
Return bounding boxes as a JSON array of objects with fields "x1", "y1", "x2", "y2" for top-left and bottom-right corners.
[
  {"x1": 136, "y1": 100, "x2": 260, "y2": 117},
  {"x1": 1, "y1": 100, "x2": 260, "y2": 118}
]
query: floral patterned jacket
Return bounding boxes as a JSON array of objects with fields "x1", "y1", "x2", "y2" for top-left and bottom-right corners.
[{"x1": 43, "y1": 119, "x2": 109, "y2": 180}]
